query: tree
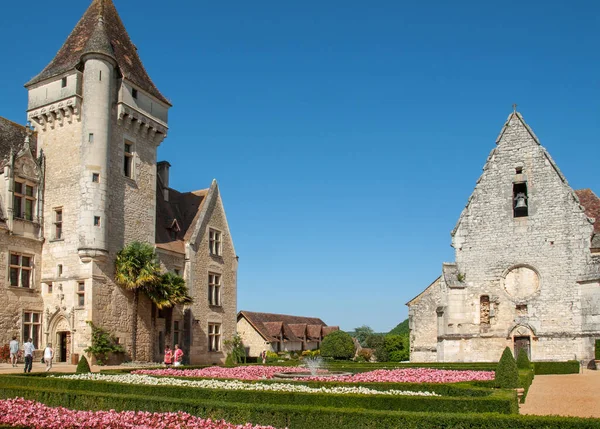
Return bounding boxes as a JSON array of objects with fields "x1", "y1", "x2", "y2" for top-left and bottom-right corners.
[
  {"x1": 495, "y1": 347, "x2": 519, "y2": 388},
  {"x1": 516, "y1": 349, "x2": 531, "y2": 369},
  {"x1": 384, "y1": 334, "x2": 409, "y2": 362},
  {"x1": 115, "y1": 241, "x2": 192, "y2": 361},
  {"x1": 320, "y1": 330, "x2": 355, "y2": 360},
  {"x1": 389, "y1": 319, "x2": 409, "y2": 336},
  {"x1": 76, "y1": 355, "x2": 91, "y2": 373},
  {"x1": 224, "y1": 334, "x2": 246, "y2": 365},
  {"x1": 353, "y1": 325, "x2": 374, "y2": 347}
]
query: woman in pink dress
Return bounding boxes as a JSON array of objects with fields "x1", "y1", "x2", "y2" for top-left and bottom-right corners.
[
  {"x1": 163, "y1": 345, "x2": 173, "y2": 367},
  {"x1": 173, "y1": 344, "x2": 183, "y2": 366}
]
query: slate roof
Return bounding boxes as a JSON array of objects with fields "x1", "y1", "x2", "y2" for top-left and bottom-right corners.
[
  {"x1": 155, "y1": 177, "x2": 208, "y2": 254},
  {"x1": 575, "y1": 188, "x2": 600, "y2": 249},
  {"x1": 26, "y1": 0, "x2": 170, "y2": 106},
  {"x1": 0, "y1": 117, "x2": 37, "y2": 170},
  {"x1": 238, "y1": 311, "x2": 338, "y2": 343}
]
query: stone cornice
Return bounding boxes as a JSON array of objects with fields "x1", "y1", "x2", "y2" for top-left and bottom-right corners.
[
  {"x1": 28, "y1": 95, "x2": 82, "y2": 131},
  {"x1": 117, "y1": 102, "x2": 168, "y2": 145}
]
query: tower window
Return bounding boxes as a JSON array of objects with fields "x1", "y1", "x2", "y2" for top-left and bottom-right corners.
[
  {"x1": 57, "y1": 264, "x2": 63, "y2": 277},
  {"x1": 88, "y1": 133, "x2": 94, "y2": 143},
  {"x1": 132, "y1": 88, "x2": 138, "y2": 99},
  {"x1": 99, "y1": 70, "x2": 102, "y2": 81},
  {"x1": 53, "y1": 208, "x2": 63, "y2": 240},
  {"x1": 92, "y1": 173, "x2": 100, "y2": 183},
  {"x1": 94, "y1": 216, "x2": 101, "y2": 227},
  {"x1": 513, "y1": 183, "x2": 528, "y2": 218},
  {"x1": 61, "y1": 77, "x2": 67, "y2": 88},
  {"x1": 77, "y1": 282, "x2": 85, "y2": 307},
  {"x1": 124, "y1": 142, "x2": 134, "y2": 178}
]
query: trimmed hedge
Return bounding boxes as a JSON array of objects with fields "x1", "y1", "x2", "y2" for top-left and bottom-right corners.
[
  {"x1": 0, "y1": 375, "x2": 516, "y2": 414},
  {"x1": 518, "y1": 369, "x2": 534, "y2": 403},
  {"x1": 495, "y1": 347, "x2": 519, "y2": 388},
  {"x1": 0, "y1": 384, "x2": 597, "y2": 429},
  {"x1": 533, "y1": 361, "x2": 579, "y2": 375},
  {"x1": 595, "y1": 339, "x2": 600, "y2": 360}
]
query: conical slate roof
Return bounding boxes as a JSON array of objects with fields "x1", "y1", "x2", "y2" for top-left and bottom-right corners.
[{"x1": 25, "y1": 0, "x2": 170, "y2": 106}]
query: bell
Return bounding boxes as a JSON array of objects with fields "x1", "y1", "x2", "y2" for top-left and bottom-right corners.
[{"x1": 515, "y1": 193, "x2": 527, "y2": 209}]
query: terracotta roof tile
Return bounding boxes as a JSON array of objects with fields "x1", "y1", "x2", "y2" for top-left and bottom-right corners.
[
  {"x1": 238, "y1": 311, "x2": 331, "y2": 343},
  {"x1": 26, "y1": 0, "x2": 170, "y2": 106},
  {"x1": 576, "y1": 189, "x2": 600, "y2": 249}
]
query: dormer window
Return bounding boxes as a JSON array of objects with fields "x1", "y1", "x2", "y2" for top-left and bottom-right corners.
[
  {"x1": 14, "y1": 180, "x2": 35, "y2": 221},
  {"x1": 61, "y1": 77, "x2": 67, "y2": 88},
  {"x1": 513, "y1": 183, "x2": 528, "y2": 218},
  {"x1": 132, "y1": 88, "x2": 138, "y2": 99}
]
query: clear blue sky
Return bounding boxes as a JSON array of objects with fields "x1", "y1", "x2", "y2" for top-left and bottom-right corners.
[{"x1": 1, "y1": 1, "x2": 598, "y2": 332}]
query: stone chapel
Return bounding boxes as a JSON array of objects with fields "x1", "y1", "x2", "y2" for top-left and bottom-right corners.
[
  {"x1": 407, "y1": 110, "x2": 600, "y2": 363},
  {"x1": 0, "y1": 0, "x2": 238, "y2": 365}
]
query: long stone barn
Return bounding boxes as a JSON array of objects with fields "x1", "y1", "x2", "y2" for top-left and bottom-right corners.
[{"x1": 407, "y1": 110, "x2": 600, "y2": 363}]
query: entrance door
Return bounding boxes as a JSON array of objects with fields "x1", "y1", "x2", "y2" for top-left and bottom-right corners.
[
  {"x1": 514, "y1": 336, "x2": 530, "y2": 359},
  {"x1": 58, "y1": 332, "x2": 68, "y2": 362}
]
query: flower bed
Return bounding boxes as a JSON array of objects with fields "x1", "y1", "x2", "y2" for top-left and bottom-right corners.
[
  {"x1": 133, "y1": 366, "x2": 494, "y2": 383},
  {"x1": 0, "y1": 397, "x2": 279, "y2": 429},
  {"x1": 56, "y1": 373, "x2": 440, "y2": 397}
]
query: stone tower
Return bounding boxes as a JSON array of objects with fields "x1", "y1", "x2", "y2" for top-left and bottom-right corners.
[{"x1": 24, "y1": 0, "x2": 171, "y2": 361}]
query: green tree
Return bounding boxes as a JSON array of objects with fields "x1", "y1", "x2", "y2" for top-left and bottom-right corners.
[
  {"x1": 384, "y1": 334, "x2": 409, "y2": 362},
  {"x1": 495, "y1": 347, "x2": 519, "y2": 388},
  {"x1": 224, "y1": 334, "x2": 246, "y2": 365},
  {"x1": 353, "y1": 325, "x2": 374, "y2": 347},
  {"x1": 516, "y1": 349, "x2": 531, "y2": 369},
  {"x1": 76, "y1": 355, "x2": 91, "y2": 373},
  {"x1": 115, "y1": 242, "x2": 192, "y2": 361},
  {"x1": 320, "y1": 330, "x2": 355, "y2": 360},
  {"x1": 389, "y1": 319, "x2": 410, "y2": 336}
]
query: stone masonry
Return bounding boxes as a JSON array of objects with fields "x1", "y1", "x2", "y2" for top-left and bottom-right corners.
[{"x1": 408, "y1": 111, "x2": 600, "y2": 363}]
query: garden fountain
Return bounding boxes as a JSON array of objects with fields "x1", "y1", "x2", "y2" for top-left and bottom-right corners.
[{"x1": 272, "y1": 356, "x2": 352, "y2": 380}]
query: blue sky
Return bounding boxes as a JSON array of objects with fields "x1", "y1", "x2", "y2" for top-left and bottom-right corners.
[{"x1": 1, "y1": 1, "x2": 598, "y2": 332}]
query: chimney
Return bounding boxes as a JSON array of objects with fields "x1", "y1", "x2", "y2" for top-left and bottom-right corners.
[{"x1": 157, "y1": 161, "x2": 171, "y2": 201}]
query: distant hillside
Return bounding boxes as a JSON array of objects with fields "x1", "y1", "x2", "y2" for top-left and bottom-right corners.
[{"x1": 389, "y1": 319, "x2": 409, "y2": 336}]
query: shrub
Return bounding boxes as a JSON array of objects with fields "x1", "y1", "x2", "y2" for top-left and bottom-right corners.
[
  {"x1": 265, "y1": 351, "x2": 279, "y2": 363},
  {"x1": 595, "y1": 339, "x2": 600, "y2": 360},
  {"x1": 356, "y1": 349, "x2": 372, "y2": 362},
  {"x1": 518, "y1": 369, "x2": 534, "y2": 403},
  {"x1": 83, "y1": 321, "x2": 124, "y2": 365},
  {"x1": 223, "y1": 334, "x2": 246, "y2": 365},
  {"x1": 320, "y1": 331, "x2": 355, "y2": 360},
  {"x1": 76, "y1": 356, "x2": 91, "y2": 374},
  {"x1": 516, "y1": 349, "x2": 531, "y2": 369},
  {"x1": 495, "y1": 347, "x2": 519, "y2": 388},
  {"x1": 0, "y1": 345, "x2": 9, "y2": 364},
  {"x1": 385, "y1": 335, "x2": 409, "y2": 362},
  {"x1": 533, "y1": 361, "x2": 580, "y2": 375}
]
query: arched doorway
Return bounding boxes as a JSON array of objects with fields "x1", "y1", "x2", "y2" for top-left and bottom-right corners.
[
  {"x1": 49, "y1": 316, "x2": 72, "y2": 363},
  {"x1": 509, "y1": 325, "x2": 534, "y2": 360}
]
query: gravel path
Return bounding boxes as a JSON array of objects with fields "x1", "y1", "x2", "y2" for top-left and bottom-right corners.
[{"x1": 520, "y1": 369, "x2": 600, "y2": 418}]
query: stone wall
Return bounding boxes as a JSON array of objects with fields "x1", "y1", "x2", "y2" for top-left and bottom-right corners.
[
  {"x1": 188, "y1": 188, "x2": 238, "y2": 365},
  {"x1": 408, "y1": 278, "x2": 440, "y2": 362},
  {"x1": 237, "y1": 317, "x2": 271, "y2": 357}
]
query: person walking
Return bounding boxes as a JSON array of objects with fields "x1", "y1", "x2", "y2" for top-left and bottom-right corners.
[
  {"x1": 23, "y1": 338, "x2": 34, "y2": 373},
  {"x1": 163, "y1": 345, "x2": 173, "y2": 367},
  {"x1": 43, "y1": 343, "x2": 54, "y2": 372},
  {"x1": 173, "y1": 344, "x2": 183, "y2": 367},
  {"x1": 9, "y1": 336, "x2": 19, "y2": 367}
]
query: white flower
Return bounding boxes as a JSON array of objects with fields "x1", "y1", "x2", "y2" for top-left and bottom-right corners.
[{"x1": 54, "y1": 374, "x2": 439, "y2": 397}]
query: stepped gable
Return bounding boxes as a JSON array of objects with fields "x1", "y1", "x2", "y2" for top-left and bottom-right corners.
[
  {"x1": 155, "y1": 178, "x2": 208, "y2": 254},
  {"x1": 0, "y1": 117, "x2": 37, "y2": 169},
  {"x1": 25, "y1": 0, "x2": 170, "y2": 106},
  {"x1": 575, "y1": 188, "x2": 600, "y2": 248}
]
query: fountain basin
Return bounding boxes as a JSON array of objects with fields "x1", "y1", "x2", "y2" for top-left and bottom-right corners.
[{"x1": 272, "y1": 371, "x2": 352, "y2": 380}]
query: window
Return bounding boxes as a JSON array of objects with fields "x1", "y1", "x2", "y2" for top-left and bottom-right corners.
[
  {"x1": 173, "y1": 321, "x2": 180, "y2": 347},
  {"x1": 23, "y1": 312, "x2": 41, "y2": 348},
  {"x1": 77, "y1": 282, "x2": 85, "y2": 307},
  {"x1": 480, "y1": 296, "x2": 490, "y2": 324},
  {"x1": 53, "y1": 208, "x2": 63, "y2": 240},
  {"x1": 94, "y1": 216, "x2": 101, "y2": 227},
  {"x1": 208, "y1": 273, "x2": 221, "y2": 306},
  {"x1": 88, "y1": 133, "x2": 94, "y2": 143},
  {"x1": 14, "y1": 180, "x2": 35, "y2": 221},
  {"x1": 61, "y1": 77, "x2": 67, "y2": 88},
  {"x1": 92, "y1": 173, "x2": 100, "y2": 183},
  {"x1": 208, "y1": 323, "x2": 221, "y2": 352},
  {"x1": 47, "y1": 283, "x2": 53, "y2": 294},
  {"x1": 124, "y1": 142, "x2": 133, "y2": 178},
  {"x1": 132, "y1": 88, "x2": 138, "y2": 99},
  {"x1": 513, "y1": 182, "x2": 528, "y2": 218},
  {"x1": 9, "y1": 252, "x2": 33, "y2": 288},
  {"x1": 209, "y1": 229, "x2": 222, "y2": 256},
  {"x1": 57, "y1": 264, "x2": 63, "y2": 277}
]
